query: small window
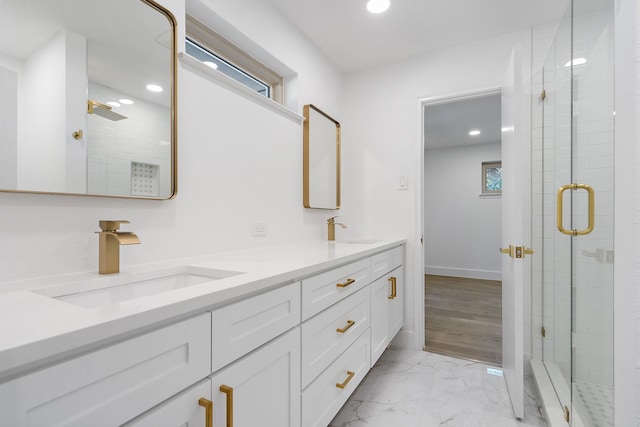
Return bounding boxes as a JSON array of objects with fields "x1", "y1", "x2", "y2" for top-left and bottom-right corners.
[
  {"x1": 186, "y1": 16, "x2": 283, "y2": 102},
  {"x1": 482, "y1": 161, "x2": 502, "y2": 195}
]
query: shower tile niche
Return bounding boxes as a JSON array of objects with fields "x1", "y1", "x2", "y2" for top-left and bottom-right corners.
[{"x1": 131, "y1": 161, "x2": 159, "y2": 197}]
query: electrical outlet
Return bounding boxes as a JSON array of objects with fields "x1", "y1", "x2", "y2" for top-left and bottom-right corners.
[{"x1": 252, "y1": 222, "x2": 267, "y2": 237}]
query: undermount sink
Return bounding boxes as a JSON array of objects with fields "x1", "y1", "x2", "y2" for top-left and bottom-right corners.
[
  {"x1": 336, "y1": 238, "x2": 381, "y2": 244},
  {"x1": 50, "y1": 268, "x2": 243, "y2": 309}
]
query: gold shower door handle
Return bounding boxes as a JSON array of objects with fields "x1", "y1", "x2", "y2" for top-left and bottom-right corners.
[
  {"x1": 198, "y1": 398, "x2": 213, "y2": 427},
  {"x1": 557, "y1": 183, "x2": 595, "y2": 236},
  {"x1": 220, "y1": 385, "x2": 233, "y2": 427}
]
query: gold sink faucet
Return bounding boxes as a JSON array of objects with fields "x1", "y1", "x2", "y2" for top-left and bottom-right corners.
[
  {"x1": 97, "y1": 220, "x2": 140, "y2": 274},
  {"x1": 327, "y1": 216, "x2": 346, "y2": 241}
]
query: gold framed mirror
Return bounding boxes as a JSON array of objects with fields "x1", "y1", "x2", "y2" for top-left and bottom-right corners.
[
  {"x1": 303, "y1": 104, "x2": 340, "y2": 210},
  {"x1": 0, "y1": 0, "x2": 177, "y2": 199}
]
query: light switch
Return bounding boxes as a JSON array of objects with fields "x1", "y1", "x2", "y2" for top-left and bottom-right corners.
[{"x1": 398, "y1": 175, "x2": 408, "y2": 190}]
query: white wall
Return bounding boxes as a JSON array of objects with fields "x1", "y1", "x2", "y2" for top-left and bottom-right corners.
[
  {"x1": 0, "y1": 0, "x2": 345, "y2": 283},
  {"x1": 0, "y1": 65, "x2": 18, "y2": 189},
  {"x1": 342, "y1": 29, "x2": 532, "y2": 349},
  {"x1": 424, "y1": 143, "x2": 501, "y2": 280}
]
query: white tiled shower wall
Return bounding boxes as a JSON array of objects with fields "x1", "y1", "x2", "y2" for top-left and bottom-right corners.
[
  {"x1": 86, "y1": 81, "x2": 171, "y2": 197},
  {"x1": 531, "y1": 5, "x2": 615, "y2": 391}
]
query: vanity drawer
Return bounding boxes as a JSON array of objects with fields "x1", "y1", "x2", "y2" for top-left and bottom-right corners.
[
  {"x1": 301, "y1": 287, "x2": 370, "y2": 387},
  {"x1": 301, "y1": 331, "x2": 371, "y2": 427},
  {"x1": 211, "y1": 281, "x2": 300, "y2": 372},
  {"x1": 123, "y1": 379, "x2": 212, "y2": 427},
  {"x1": 301, "y1": 258, "x2": 370, "y2": 320},
  {"x1": 0, "y1": 313, "x2": 211, "y2": 427},
  {"x1": 370, "y1": 245, "x2": 403, "y2": 281}
]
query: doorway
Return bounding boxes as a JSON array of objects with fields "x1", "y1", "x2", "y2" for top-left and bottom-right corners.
[{"x1": 422, "y1": 91, "x2": 503, "y2": 366}]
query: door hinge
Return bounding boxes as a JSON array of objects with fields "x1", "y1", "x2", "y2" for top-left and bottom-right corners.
[
  {"x1": 541, "y1": 89, "x2": 546, "y2": 100},
  {"x1": 499, "y1": 245, "x2": 535, "y2": 259},
  {"x1": 541, "y1": 326, "x2": 546, "y2": 338},
  {"x1": 564, "y1": 405, "x2": 570, "y2": 422}
]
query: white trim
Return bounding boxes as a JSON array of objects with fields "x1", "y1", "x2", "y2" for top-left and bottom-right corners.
[
  {"x1": 424, "y1": 266, "x2": 501, "y2": 281},
  {"x1": 179, "y1": 53, "x2": 304, "y2": 124}
]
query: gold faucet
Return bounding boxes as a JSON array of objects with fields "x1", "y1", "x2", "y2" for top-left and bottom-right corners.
[
  {"x1": 96, "y1": 220, "x2": 140, "y2": 274},
  {"x1": 327, "y1": 216, "x2": 346, "y2": 241}
]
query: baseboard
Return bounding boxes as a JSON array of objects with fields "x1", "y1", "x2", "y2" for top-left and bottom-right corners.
[{"x1": 424, "y1": 266, "x2": 501, "y2": 281}]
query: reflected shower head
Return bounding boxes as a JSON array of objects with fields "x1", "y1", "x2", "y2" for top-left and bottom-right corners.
[{"x1": 87, "y1": 100, "x2": 128, "y2": 121}]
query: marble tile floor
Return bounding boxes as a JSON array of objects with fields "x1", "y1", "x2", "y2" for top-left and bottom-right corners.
[{"x1": 329, "y1": 347, "x2": 547, "y2": 427}]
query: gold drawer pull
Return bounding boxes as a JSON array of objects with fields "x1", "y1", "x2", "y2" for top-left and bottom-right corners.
[
  {"x1": 388, "y1": 276, "x2": 397, "y2": 299},
  {"x1": 336, "y1": 370, "x2": 355, "y2": 389},
  {"x1": 220, "y1": 385, "x2": 233, "y2": 427},
  {"x1": 198, "y1": 398, "x2": 213, "y2": 427},
  {"x1": 336, "y1": 320, "x2": 355, "y2": 333},
  {"x1": 336, "y1": 278, "x2": 355, "y2": 288}
]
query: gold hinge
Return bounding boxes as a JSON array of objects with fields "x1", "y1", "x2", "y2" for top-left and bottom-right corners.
[
  {"x1": 500, "y1": 245, "x2": 535, "y2": 259},
  {"x1": 541, "y1": 326, "x2": 546, "y2": 338},
  {"x1": 541, "y1": 89, "x2": 546, "y2": 100},
  {"x1": 564, "y1": 405, "x2": 570, "y2": 422}
]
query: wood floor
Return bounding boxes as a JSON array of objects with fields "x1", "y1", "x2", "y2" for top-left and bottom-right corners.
[{"x1": 425, "y1": 274, "x2": 502, "y2": 366}]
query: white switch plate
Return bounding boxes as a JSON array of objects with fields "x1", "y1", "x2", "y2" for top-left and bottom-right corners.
[
  {"x1": 252, "y1": 222, "x2": 267, "y2": 237},
  {"x1": 398, "y1": 175, "x2": 408, "y2": 190}
]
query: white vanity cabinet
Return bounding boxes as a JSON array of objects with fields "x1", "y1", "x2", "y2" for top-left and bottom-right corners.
[
  {"x1": 209, "y1": 327, "x2": 301, "y2": 427},
  {"x1": 0, "y1": 313, "x2": 211, "y2": 427},
  {"x1": 0, "y1": 240, "x2": 405, "y2": 427}
]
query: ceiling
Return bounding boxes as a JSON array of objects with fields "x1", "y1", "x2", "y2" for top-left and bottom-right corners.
[
  {"x1": 424, "y1": 93, "x2": 501, "y2": 150},
  {"x1": 266, "y1": 0, "x2": 569, "y2": 72}
]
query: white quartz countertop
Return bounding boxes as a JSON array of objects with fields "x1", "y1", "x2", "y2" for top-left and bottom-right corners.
[{"x1": 0, "y1": 239, "x2": 404, "y2": 381}]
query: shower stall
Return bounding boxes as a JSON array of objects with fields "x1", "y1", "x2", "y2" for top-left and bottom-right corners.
[{"x1": 530, "y1": 0, "x2": 614, "y2": 425}]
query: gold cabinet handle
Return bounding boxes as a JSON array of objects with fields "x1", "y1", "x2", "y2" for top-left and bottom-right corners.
[
  {"x1": 557, "y1": 183, "x2": 595, "y2": 236},
  {"x1": 335, "y1": 370, "x2": 355, "y2": 389},
  {"x1": 336, "y1": 278, "x2": 355, "y2": 288},
  {"x1": 388, "y1": 276, "x2": 397, "y2": 299},
  {"x1": 336, "y1": 320, "x2": 355, "y2": 333},
  {"x1": 198, "y1": 398, "x2": 213, "y2": 427},
  {"x1": 219, "y1": 385, "x2": 233, "y2": 427}
]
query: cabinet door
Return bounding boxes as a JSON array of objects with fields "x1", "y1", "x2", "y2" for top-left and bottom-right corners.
[
  {"x1": 370, "y1": 274, "x2": 390, "y2": 365},
  {"x1": 370, "y1": 266, "x2": 404, "y2": 366},
  {"x1": 388, "y1": 266, "x2": 404, "y2": 339},
  {"x1": 124, "y1": 379, "x2": 212, "y2": 427},
  {"x1": 209, "y1": 328, "x2": 301, "y2": 427}
]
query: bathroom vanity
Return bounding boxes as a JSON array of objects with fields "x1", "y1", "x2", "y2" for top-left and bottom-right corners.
[{"x1": 0, "y1": 239, "x2": 404, "y2": 426}]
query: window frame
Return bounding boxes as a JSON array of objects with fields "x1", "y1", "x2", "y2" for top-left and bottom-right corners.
[
  {"x1": 185, "y1": 16, "x2": 283, "y2": 103},
  {"x1": 481, "y1": 161, "x2": 502, "y2": 195}
]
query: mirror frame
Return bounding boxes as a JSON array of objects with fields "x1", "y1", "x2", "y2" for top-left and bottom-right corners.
[
  {"x1": 303, "y1": 104, "x2": 341, "y2": 210},
  {"x1": 0, "y1": 0, "x2": 178, "y2": 200}
]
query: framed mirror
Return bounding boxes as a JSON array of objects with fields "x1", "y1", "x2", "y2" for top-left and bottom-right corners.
[
  {"x1": 0, "y1": 0, "x2": 177, "y2": 199},
  {"x1": 303, "y1": 104, "x2": 340, "y2": 210}
]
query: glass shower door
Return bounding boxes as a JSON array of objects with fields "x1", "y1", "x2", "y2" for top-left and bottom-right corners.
[{"x1": 539, "y1": 0, "x2": 615, "y2": 425}]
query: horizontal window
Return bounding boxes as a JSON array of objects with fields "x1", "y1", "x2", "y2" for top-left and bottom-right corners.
[{"x1": 186, "y1": 16, "x2": 283, "y2": 103}]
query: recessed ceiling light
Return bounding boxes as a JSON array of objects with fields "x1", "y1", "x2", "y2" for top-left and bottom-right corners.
[
  {"x1": 203, "y1": 61, "x2": 218, "y2": 70},
  {"x1": 107, "y1": 101, "x2": 121, "y2": 108},
  {"x1": 469, "y1": 130, "x2": 481, "y2": 136},
  {"x1": 367, "y1": 0, "x2": 390, "y2": 14},
  {"x1": 146, "y1": 84, "x2": 163, "y2": 93},
  {"x1": 119, "y1": 98, "x2": 134, "y2": 105},
  {"x1": 564, "y1": 58, "x2": 587, "y2": 68}
]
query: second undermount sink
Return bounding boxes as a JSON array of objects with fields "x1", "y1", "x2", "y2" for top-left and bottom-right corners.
[{"x1": 51, "y1": 268, "x2": 243, "y2": 309}]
